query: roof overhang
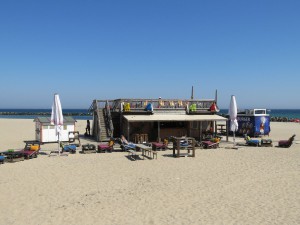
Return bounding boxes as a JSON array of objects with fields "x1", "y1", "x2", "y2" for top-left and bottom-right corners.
[
  {"x1": 33, "y1": 116, "x2": 77, "y2": 124},
  {"x1": 123, "y1": 114, "x2": 227, "y2": 122}
]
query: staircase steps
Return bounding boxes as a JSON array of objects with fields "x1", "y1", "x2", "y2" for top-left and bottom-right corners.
[{"x1": 98, "y1": 109, "x2": 110, "y2": 141}]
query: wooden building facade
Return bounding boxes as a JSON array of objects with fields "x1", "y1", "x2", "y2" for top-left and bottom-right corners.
[
  {"x1": 89, "y1": 98, "x2": 228, "y2": 142},
  {"x1": 89, "y1": 97, "x2": 228, "y2": 142}
]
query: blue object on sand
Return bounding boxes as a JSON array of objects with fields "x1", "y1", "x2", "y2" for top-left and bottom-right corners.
[
  {"x1": 245, "y1": 135, "x2": 260, "y2": 146},
  {"x1": 0, "y1": 155, "x2": 5, "y2": 163},
  {"x1": 63, "y1": 145, "x2": 77, "y2": 152}
]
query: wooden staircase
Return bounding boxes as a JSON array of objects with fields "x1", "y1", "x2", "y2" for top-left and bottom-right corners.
[{"x1": 99, "y1": 109, "x2": 110, "y2": 141}]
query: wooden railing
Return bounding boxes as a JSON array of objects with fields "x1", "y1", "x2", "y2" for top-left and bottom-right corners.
[
  {"x1": 92, "y1": 99, "x2": 216, "y2": 112},
  {"x1": 104, "y1": 100, "x2": 114, "y2": 138}
]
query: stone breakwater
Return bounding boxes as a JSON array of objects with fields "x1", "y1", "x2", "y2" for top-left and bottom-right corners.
[
  {"x1": 0, "y1": 112, "x2": 91, "y2": 116},
  {"x1": 270, "y1": 117, "x2": 300, "y2": 122},
  {"x1": 218, "y1": 114, "x2": 299, "y2": 123}
]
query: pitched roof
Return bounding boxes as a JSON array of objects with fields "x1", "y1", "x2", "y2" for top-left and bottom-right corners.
[{"x1": 33, "y1": 116, "x2": 77, "y2": 124}]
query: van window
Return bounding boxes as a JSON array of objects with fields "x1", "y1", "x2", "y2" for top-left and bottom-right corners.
[{"x1": 254, "y1": 109, "x2": 266, "y2": 115}]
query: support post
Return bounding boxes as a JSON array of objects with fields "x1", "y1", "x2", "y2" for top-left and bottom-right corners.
[
  {"x1": 226, "y1": 120, "x2": 229, "y2": 142},
  {"x1": 200, "y1": 121, "x2": 203, "y2": 141},
  {"x1": 127, "y1": 120, "x2": 130, "y2": 142},
  {"x1": 157, "y1": 121, "x2": 161, "y2": 142}
]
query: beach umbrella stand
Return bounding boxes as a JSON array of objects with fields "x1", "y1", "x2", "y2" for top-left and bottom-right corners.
[
  {"x1": 229, "y1": 95, "x2": 238, "y2": 147},
  {"x1": 51, "y1": 93, "x2": 64, "y2": 156}
]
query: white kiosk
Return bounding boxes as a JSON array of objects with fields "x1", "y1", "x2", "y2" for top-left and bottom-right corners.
[{"x1": 34, "y1": 116, "x2": 77, "y2": 143}]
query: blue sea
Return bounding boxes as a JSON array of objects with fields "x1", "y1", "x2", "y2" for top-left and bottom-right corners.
[
  {"x1": 0, "y1": 109, "x2": 92, "y2": 120},
  {"x1": 0, "y1": 109, "x2": 300, "y2": 120}
]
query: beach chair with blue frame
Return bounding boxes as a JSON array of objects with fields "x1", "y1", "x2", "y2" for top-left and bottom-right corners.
[{"x1": 244, "y1": 135, "x2": 260, "y2": 147}]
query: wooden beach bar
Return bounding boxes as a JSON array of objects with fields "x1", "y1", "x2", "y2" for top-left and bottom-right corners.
[{"x1": 89, "y1": 98, "x2": 228, "y2": 142}]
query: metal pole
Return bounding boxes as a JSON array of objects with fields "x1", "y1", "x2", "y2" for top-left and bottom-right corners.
[{"x1": 198, "y1": 121, "x2": 200, "y2": 141}]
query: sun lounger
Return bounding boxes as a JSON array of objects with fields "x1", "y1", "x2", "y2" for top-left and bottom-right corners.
[
  {"x1": 81, "y1": 144, "x2": 96, "y2": 153},
  {"x1": 97, "y1": 139, "x2": 114, "y2": 153},
  {"x1": 19, "y1": 150, "x2": 38, "y2": 159},
  {"x1": 121, "y1": 143, "x2": 136, "y2": 151},
  {"x1": 2, "y1": 150, "x2": 25, "y2": 162},
  {"x1": 201, "y1": 141, "x2": 219, "y2": 149},
  {"x1": 245, "y1": 135, "x2": 260, "y2": 147},
  {"x1": 261, "y1": 138, "x2": 273, "y2": 147},
  {"x1": 278, "y1": 134, "x2": 295, "y2": 148},
  {"x1": 119, "y1": 135, "x2": 137, "y2": 151},
  {"x1": 152, "y1": 141, "x2": 168, "y2": 151},
  {"x1": 19, "y1": 141, "x2": 41, "y2": 159},
  {"x1": 62, "y1": 144, "x2": 77, "y2": 154},
  {"x1": 60, "y1": 142, "x2": 76, "y2": 154}
]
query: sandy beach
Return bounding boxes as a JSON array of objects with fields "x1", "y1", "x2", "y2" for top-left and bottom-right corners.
[{"x1": 0, "y1": 119, "x2": 299, "y2": 225}]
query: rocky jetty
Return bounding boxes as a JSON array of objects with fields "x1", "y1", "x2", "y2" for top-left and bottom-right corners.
[
  {"x1": 0, "y1": 112, "x2": 91, "y2": 116},
  {"x1": 270, "y1": 117, "x2": 300, "y2": 122}
]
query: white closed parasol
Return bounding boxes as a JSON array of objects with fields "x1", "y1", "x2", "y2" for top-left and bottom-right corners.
[
  {"x1": 51, "y1": 93, "x2": 63, "y2": 155},
  {"x1": 229, "y1": 95, "x2": 238, "y2": 145}
]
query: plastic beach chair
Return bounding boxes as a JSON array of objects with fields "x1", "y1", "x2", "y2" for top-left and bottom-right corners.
[
  {"x1": 62, "y1": 144, "x2": 77, "y2": 154},
  {"x1": 81, "y1": 144, "x2": 96, "y2": 154},
  {"x1": 2, "y1": 150, "x2": 25, "y2": 162},
  {"x1": 245, "y1": 135, "x2": 260, "y2": 147},
  {"x1": 261, "y1": 138, "x2": 273, "y2": 147},
  {"x1": 278, "y1": 134, "x2": 296, "y2": 148},
  {"x1": 97, "y1": 139, "x2": 115, "y2": 153},
  {"x1": 19, "y1": 141, "x2": 41, "y2": 159},
  {"x1": 121, "y1": 143, "x2": 136, "y2": 151},
  {"x1": 201, "y1": 141, "x2": 219, "y2": 149},
  {"x1": 152, "y1": 140, "x2": 168, "y2": 151}
]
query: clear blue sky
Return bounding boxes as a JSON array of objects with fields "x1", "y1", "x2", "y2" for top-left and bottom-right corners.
[{"x1": 1, "y1": 0, "x2": 299, "y2": 109}]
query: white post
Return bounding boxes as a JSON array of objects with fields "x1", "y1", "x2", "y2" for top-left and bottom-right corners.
[{"x1": 58, "y1": 131, "x2": 60, "y2": 156}]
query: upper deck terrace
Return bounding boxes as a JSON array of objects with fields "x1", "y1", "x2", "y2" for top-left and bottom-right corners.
[{"x1": 90, "y1": 98, "x2": 217, "y2": 114}]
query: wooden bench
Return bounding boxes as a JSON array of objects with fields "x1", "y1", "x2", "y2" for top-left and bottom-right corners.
[{"x1": 142, "y1": 149, "x2": 157, "y2": 159}]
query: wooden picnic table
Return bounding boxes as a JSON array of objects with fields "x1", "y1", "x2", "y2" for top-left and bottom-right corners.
[{"x1": 135, "y1": 144, "x2": 157, "y2": 159}]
